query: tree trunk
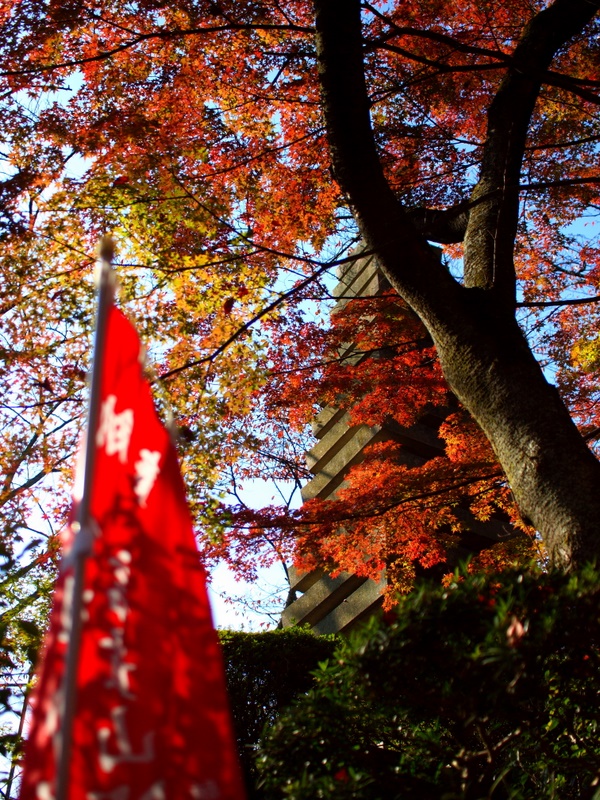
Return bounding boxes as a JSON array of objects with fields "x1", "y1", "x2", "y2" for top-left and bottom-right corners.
[
  {"x1": 426, "y1": 291, "x2": 600, "y2": 569},
  {"x1": 313, "y1": 0, "x2": 600, "y2": 569}
]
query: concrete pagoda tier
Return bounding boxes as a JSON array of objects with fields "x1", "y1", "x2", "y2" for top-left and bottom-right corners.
[{"x1": 281, "y1": 249, "x2": 514, "y2": 634}]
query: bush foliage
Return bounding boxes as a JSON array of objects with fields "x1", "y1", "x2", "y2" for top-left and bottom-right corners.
[
  {"x1": 219, "y1": 626, "x2": 338, "y2": 797},
  {"x1": 256, "y1": 568, "x2": 600, "y2": 799}
]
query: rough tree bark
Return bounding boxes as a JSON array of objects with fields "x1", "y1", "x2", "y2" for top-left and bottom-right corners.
[{"x1": 313, "y1": 0, "x2": 600, "y2": 569}]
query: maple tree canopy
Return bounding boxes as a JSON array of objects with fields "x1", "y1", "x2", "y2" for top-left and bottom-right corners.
[{"x1": 0, "y1": 0, "x2": 600, "y2": 609}]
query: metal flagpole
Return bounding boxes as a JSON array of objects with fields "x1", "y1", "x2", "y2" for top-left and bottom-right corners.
[{"x1": 55, "y1": 238, "x2": 116, "y2": 800}]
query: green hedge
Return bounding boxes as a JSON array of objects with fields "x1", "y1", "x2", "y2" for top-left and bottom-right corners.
[
  {"x1": 256, "y1": 567, "x2": 600, "y2": 799},
  {"x1": 219, "y1": 626, "x2": 338, "y2": 797}
]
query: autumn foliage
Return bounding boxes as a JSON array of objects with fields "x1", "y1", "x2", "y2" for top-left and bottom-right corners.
[
  {"x1": 0, "y1": 0, "x2": 599, "y2": 623},
  {"x1": 225, "y1": 286, "x2": 540, "y2": 603}
]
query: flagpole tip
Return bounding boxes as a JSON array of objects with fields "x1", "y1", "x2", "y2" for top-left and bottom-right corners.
[
  {"x1": 99, "y1": 236, "x2": 116, "y2": 264},
  {"x1": 95, "y1": 237, "x2": 117, "y2": 292}
]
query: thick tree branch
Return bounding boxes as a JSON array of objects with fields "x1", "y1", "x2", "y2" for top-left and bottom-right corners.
[
  {"x1": 313, "y1": 0, "x2": 460, "y2": 323},
  {"x1": 408, "y1": 175, "x2": 600, "y2": 244},
  {"x1": 463, "y1": 0, "x2": 600, "y2": 305},
  {"x1": 543, "y1": 69, "x2": 600, "y2": 105},
  {"x1": 373, "y1": 42, "x2": 505, "y2": 75},
  {"x1": 406, "y1": 205, "x2": 470, "y2": 244},
  {"x1": 528, "y1": 134, "x2": 600, "y2": 152},
  {"x1": 363, "y1": 5, "x2": 600, "y2": 106},
  {"x1": 374, "y1": 43, "x2": 600, "y2": 105},
  {"x1": 362, "y1": 5, "x2": 510, "y2": 63}
]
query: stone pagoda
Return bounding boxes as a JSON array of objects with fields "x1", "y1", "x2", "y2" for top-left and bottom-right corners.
[{"x1": 281, "y1": 248, "x2": 515, "y2": 635}]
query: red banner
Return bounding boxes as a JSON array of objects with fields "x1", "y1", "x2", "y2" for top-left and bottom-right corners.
[{"x1": 20, "y1": 306, "x2": 246, "y2": 800}]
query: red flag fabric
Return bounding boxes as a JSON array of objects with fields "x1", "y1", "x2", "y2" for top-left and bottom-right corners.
[{"x1": 20, "y1": 306, "x2": 246, "y2": 800}]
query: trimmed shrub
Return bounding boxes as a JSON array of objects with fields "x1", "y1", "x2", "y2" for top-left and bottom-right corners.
[
  {"x1": 219, "y1": 626, "x2": 338, "y2": 797},
  {"x1": 257, "y1": 567, "x2": 600, "y2": 799}
]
